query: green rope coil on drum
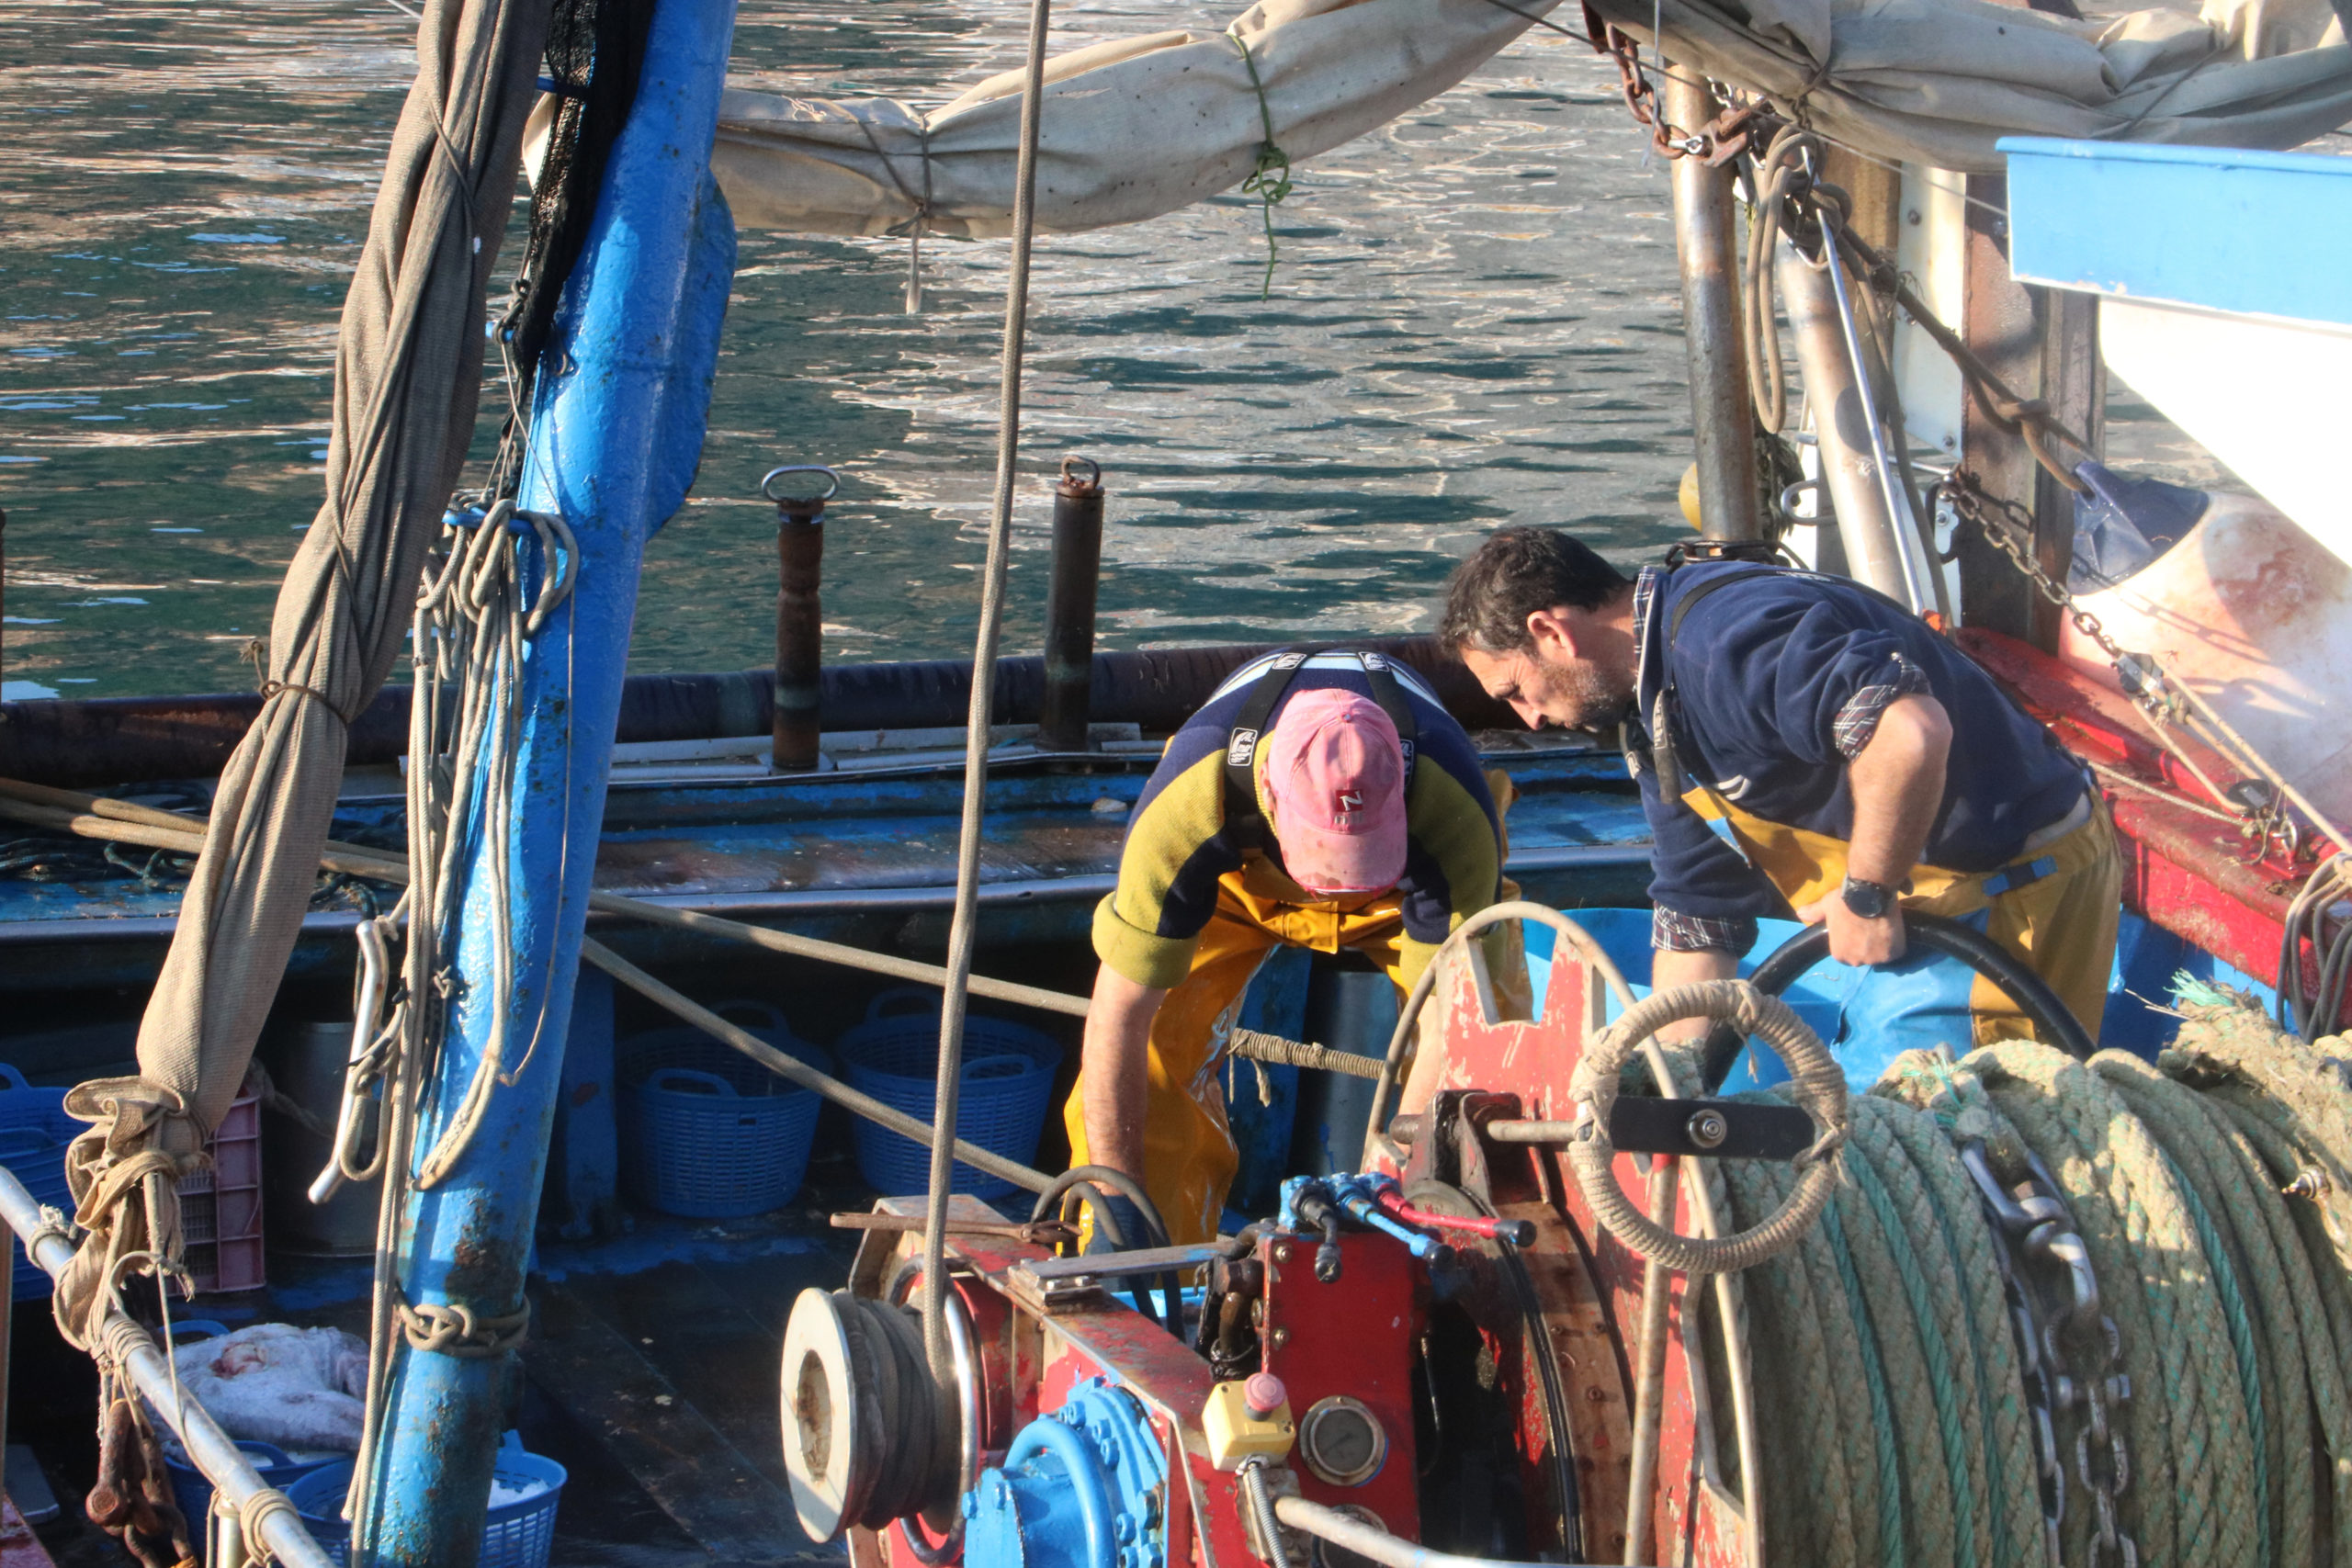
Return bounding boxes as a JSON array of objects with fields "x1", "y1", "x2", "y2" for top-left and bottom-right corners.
[{"x1": 1572, "y1": 972, "x2": 2352, "y2": 1568}]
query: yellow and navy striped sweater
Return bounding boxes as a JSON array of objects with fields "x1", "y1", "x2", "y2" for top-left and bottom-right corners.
[{"x1": 1093, "y1": 652, "x2": 1502, "y2": 989}]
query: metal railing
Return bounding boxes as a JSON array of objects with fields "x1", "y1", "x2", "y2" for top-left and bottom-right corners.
[{"x1": 0, "y1": 1161, "x2": 337, "y2": 1568}]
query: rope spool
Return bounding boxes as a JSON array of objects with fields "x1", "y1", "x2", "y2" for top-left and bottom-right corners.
[
  {"x1": 779, "y1": 1289, "x2": 958, "y2": 1541},
  {"x1": 1698, "y1": 981, "x2": 2352, "y2": 1568}
]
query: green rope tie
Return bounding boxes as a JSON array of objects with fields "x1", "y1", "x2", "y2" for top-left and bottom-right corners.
[{"x1": 1227, "y1": 31, "x2": 1294, "y2": 300}]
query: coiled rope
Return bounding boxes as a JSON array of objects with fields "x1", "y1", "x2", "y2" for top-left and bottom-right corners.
[{"x1": 1692, "y1": 984, "x2": 2352, "y2": 1568}]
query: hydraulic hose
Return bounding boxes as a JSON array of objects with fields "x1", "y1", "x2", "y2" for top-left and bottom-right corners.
[{"x1": 1698, "y1": 908, "x2": 2096, "y2": 1092}]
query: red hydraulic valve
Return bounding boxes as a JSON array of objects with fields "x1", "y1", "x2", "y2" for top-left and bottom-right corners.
[{"x1": 1371, "y1": 1188, "x2": 1535, "y2": 1248}]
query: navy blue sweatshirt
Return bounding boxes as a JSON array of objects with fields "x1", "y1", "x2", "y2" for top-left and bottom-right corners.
[{"x1": 1628, "y1": 564, "x2": 2086, "y2": 943}]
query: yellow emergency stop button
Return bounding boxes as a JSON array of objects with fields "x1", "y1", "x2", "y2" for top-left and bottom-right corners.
[{"x1": 1204, "y1": 1372, "x2": 1295, "y2": 1472}]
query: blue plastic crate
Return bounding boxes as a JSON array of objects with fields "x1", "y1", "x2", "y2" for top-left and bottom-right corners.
[
  {"x1": 834, "y1": 990, "x2": 1062, "y2": 1200},
  {"x1": 619, "y1": 1002, "x2": 831, "y2": 1219},
  {"x1": 282, "y1": 1434, "x2": 563, "y2": 1568},
  {"x1": 0, "y1": 1063, "x2": 79, "y2": 1301}
]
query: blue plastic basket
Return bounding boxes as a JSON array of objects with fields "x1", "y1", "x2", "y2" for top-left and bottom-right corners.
[
  {"x1": 0, "y1": 1063, "x2": 79, "y2": 1301},
  {"x1": 620, "y1": 1002, "x2": 831, "y2": 1219},
  {"x1": 834, "y1": 990, "x2": 1062, "y2": 1200},
  {"x1": 282, "y1": 1434, "x2": 564, "y2": 1568},
  {"x1": 165, "y1": 1438, "x2": 339, "y2": 1544}
]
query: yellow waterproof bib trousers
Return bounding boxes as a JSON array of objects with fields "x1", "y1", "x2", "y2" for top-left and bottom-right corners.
[{"x1": 1688, "y1": 784, "x2": 2122, "y2": 1047}]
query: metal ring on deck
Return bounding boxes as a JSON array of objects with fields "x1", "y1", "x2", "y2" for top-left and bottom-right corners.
[
  {"x1": 1059, "y1": 455, "x2": 1102, "y2": 491},
  {"x1": 763, "y1": 465, "x2": 842, "y2": 504}
]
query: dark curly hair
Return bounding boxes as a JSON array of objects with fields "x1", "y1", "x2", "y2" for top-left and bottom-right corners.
[{"x1": 1438, "y1": 528, "x2": 1632, "y2": 654}]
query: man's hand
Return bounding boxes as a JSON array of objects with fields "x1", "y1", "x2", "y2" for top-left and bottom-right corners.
[{"x1": 1795, "y1": 893, "x2": 1908, "y2": 966}]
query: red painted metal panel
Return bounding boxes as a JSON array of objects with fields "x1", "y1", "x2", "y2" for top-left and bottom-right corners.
[
  {"x1": 1956, "y1": 625, "x2": 2345, "y2": 1021},
  {"x1": 1259, "y1": 1230, "x2": 1423, "y2": 1540},
  {"x1": 0, "y1": 1498, "x2": 53, "y2": 1568}
]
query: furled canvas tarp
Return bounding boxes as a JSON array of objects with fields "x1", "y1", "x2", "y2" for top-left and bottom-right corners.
[
  {"x1": 703, "y1": 0, "x2": 1569, "y2": 239},
  {"x1": 695, "y1": 0, "x2": 2348, "y2": 241},
  {"x1": 1595, "y1": 0, "x2": 2351, "y2": 173}
]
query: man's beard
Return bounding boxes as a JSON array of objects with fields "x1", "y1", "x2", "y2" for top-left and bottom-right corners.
[{"x1": 1532, "y1": 649, "x2": 1632, "y2": 733}]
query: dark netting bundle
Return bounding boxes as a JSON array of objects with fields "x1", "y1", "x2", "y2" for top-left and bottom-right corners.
[{"x1": 499, "y1": 0, "x2": 659, "y2": 412}]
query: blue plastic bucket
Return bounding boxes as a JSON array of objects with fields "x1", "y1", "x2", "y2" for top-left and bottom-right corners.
[
  {"x1": 834, "y1": 990, "x2": 1062, "y2": 1200},
  {"x1": 0, "y1": 1063, "x2": 79, "y2": 1301},
  {"x1": 620, "y1": 1002, "x2": 831, "y2": 1219},
  {"x1": 282, "y1": 1434, "x2": 564, "y2": 1568}
]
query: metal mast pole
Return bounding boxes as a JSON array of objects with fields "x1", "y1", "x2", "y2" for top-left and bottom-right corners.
[
  {"x1": 1663, "y1": 72, "x2": 1763, "y2": 543},
  {"x1": 354, "y1": 0, "x2": 738, "y2": 1559}
]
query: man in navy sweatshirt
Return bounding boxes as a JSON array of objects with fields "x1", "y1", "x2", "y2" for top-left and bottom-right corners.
[{"x1": 1438, "y1": 527, "x2": 2120, "y2": 1050}]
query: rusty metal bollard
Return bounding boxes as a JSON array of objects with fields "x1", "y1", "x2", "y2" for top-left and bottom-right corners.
[
  {"x1": 763, "y1": 466, "x2": 839, "y2": 773},
  {"x1": 1037, "y1": 457, "x2": 1104, "y2": 755}
]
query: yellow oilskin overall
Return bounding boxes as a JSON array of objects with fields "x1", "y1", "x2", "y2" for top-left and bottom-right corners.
[
  {"x1": 1065, "y1": 776, "x2": 1530, "y2": 1244},
  {"x1": 1684, "y1": 783, "x2": 2121, "y2": 1047}
]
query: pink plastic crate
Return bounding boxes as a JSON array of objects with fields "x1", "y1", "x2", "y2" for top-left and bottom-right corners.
[{"x1": 178, "y1": 1077, "x2": 263, "y2": 1295}]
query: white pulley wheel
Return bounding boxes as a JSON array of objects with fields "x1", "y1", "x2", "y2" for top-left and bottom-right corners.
[{"x1": 781, "y1": 1287, "x2": 865, "y2": 1540}]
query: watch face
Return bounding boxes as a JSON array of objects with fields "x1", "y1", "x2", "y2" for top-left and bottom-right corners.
[{"x1": 1842, "y1": 879, "x2": 1889, "y2": 919}]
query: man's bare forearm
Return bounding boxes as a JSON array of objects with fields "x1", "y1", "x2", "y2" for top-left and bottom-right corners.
[
  {"x1": 1845, "y1": 694, "x2": 1951, "y2": 889},
  {"x1": 1080, "y1": 964, "x2": 1167, "y2": 1179},
  {"x1": 1649, "y1": 945, "x2": 1739, "y2": 1038}
]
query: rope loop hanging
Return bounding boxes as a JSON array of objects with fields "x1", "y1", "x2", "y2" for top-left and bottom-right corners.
[
  {"x1": 1566, "y1": 980, "x2": 1849, "y2": 1273},
  {"x1": 1227, "y1": 31, "x2": 1295, "y2": 299}
]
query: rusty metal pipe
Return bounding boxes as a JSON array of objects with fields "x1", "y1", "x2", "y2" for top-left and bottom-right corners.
[
  {"x1": 1665, "y1": 74, "x2": 1763, "y2": 543},
  {"x1": 1037, "y1": 457, "x2": 1104, "y2": 753},
  {"x1": 764, "y1": 466, "x2": 838, "y2": 773}
]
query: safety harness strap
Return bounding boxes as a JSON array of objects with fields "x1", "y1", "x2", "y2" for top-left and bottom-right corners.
[{"x1": 1221, "y1": 649, "x2": 1419, "y2": 853}]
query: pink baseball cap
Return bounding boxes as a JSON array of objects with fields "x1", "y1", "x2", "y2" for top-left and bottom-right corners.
[{"x1": 1261, "y1": 688, "x2": 1409, "y2": 895}]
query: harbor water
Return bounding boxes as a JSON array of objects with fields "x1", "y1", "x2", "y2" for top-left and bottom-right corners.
[{"x1": 0, "y1": 0, "x2": 2218, "y2": 699}]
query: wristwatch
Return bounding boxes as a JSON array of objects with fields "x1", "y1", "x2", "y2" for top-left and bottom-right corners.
[{"x1": 1840, "y1": 876, "x2": 1897, "y2": 920}]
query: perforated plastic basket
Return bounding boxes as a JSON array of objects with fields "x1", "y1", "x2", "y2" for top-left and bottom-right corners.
[
  {"x1": 619, "y1": 1001, "x2": 831, "y2": 1219},
  {"x1": 0, "y1": 1063, "x2": 79, "y2": 1301},
  {"x1": 283, "y1": 1434, "x2": 564, "y2": 1568},
  {"x1": 164, "y1": 1438, "x2": 338, "y2": 1549},
  {"x1": 834, "y1": 989, "x2": 1062, "y2": 1200}
]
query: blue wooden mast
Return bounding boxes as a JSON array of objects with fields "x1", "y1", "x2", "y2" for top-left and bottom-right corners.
[{"x1": 354, "y1": 0, "x2": 738, "y2": 1558}]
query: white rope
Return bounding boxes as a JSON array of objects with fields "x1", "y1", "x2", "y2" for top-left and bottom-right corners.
[{"x1": 922, "y1": 0, "x2": 1057, "y2": 1392}]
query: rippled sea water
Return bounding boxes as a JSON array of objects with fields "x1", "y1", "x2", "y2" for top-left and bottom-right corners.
[{"x1": 0, "y1": 0, "x2": 1715, "y2": 698}]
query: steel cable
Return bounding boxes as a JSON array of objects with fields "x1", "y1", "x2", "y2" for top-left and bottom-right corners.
[{"x1": 920, "y1": 0, "x2": 1055, "y2": 1394}]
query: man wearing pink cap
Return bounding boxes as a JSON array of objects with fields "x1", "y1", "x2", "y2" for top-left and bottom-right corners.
[{"x1": 1066, "y1": 649, "x2": 1515, "y2": 1243}]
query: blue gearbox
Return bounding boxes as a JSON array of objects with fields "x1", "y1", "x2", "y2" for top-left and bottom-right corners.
[{"x1": 963, "y1": 1378, "x2": 1169, "y2": 1568}]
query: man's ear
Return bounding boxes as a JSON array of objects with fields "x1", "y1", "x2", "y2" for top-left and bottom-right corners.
[{"x1": 1523, "y1": 604, "x2": 1582, "y2": 661}]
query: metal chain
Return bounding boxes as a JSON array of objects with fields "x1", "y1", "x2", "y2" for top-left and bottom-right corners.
[
  {"x1": 1938, "y1": 470, "x2": 2305, "y2": 859},
  {"x1": 1594, "y1": 25, "x2": 1761, "y2": 164},
  {"x1": 1962, "y1": 1138, "x2": 2139, "y2": 1568}
]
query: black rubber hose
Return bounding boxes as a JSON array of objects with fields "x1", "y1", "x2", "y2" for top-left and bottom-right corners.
[
  {"x1": 1029, "y1": 1165, "x2": 1172, "y2": 1247},
  {"x1": 1697, "y1": 908, "x2": 2097, "y2": 1092},
  {"x1": 1032, "y1": 1164, "x2": 1184, "y2": 1328}
]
